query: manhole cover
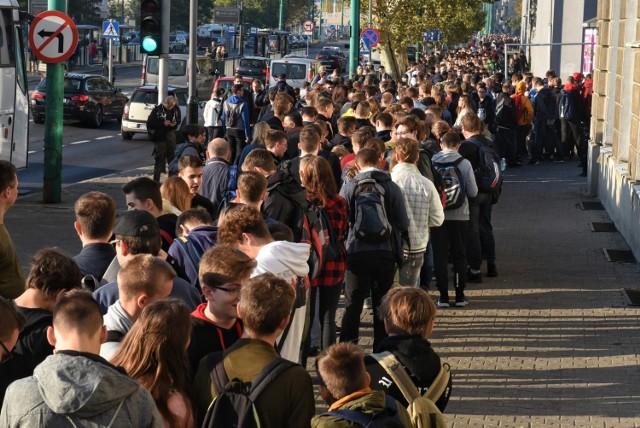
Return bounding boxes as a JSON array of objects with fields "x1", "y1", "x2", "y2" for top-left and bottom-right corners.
[
  {"x1": 591, "y1": 222, "x2": 617, "y2": 232},
  {"x1": 622, "y1": 289, "x2": 640, "y2": 306},
  {"x1": 581, "y1": 201, "x2": 605, "y2": 210},
  {"x1": 603, "y1": 249, "x2": 636, "y2": 263}
]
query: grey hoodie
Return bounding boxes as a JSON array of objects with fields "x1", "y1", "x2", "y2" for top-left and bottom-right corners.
[
  {"x1": 431, "y1": 149, "x2": 478, "y2": 221},
  {"x1": 100, "y1": 300, "x2": 133, "y2": 360},
  {"x1": 0, "y1": 352, "x2": 162, "y2": 427}
]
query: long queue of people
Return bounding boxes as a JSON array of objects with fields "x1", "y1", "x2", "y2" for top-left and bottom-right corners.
[{"x1": 0, "y1": 37, "x2": 592, "y2": 427}]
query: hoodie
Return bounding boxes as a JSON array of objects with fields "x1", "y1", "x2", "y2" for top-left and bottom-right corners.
[
  {"x1": 431, "y1": 150, "x2": 478, "y2": 221},
  {"x1": 100, "y1": 300, "x2": 133, "y2": 360},
  {"x1": 264, "y1": 170, "x2": 309, "y2": 241},
  {"x1": 511, "y1": 81, "x2": 534, "y2": 126},
  {"x1": 168, "y1": 225, "x2": 218, "y2": 288},
  {"x1": 222, "y1": 94, "x2": 251, "y2": 137},
  {"x1": 252, "y1": 241, "x2": 310, "y2": 364},
  {"x1": 0, "y1": 352, "x2": 163, "y2": 427}
]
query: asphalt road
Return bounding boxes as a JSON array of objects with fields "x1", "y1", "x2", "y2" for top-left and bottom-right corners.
[{"x1": 17, "y1": 41, "x2": 348, "y2": 196}]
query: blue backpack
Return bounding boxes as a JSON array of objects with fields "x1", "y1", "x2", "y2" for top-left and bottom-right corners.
[{"x1": 322, "y1": 394, "x2": 405, "y2": 428}]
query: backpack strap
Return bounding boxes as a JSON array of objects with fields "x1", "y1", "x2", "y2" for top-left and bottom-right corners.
[
  {"x1": 371, "y1": 352, "x2": 420, "y2": 403},
  {"x1": 105, "y1": 330, "x2": 125, "y2": 343},
  {"x1": 248, "y1": 357, "x2": 297, "y2": 401},
  {"x1": 423, "y1": 363, "x2": 451, "y2": 402},
  {"x1": 207, "y1": 351, "x2": 229, "y2": 394},
  {"x1": 159, "y1": 228, "x2": 174, "y2": 246}
]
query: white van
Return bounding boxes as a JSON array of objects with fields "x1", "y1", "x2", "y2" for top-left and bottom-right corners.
[
  {"x1": 142, "y1": 54, "x2": 216, "y2": 101},
  {"x1": 269, "y1": 58, "x2": 320, "y2": 89}
]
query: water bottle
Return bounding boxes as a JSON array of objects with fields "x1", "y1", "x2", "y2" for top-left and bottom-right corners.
[{"x1": 500, "y1": 158, "x2": 506, "y2": 172}]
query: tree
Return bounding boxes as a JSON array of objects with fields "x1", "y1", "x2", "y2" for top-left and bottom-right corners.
[
  {"x1": 213, "y1": 0, "x2": 308, "y2": 29},
  {"x1": 509, "y1": 0, "x2": 522, "y2": 34},
  {"x1": 69, "y1": 0, "x2": 102, "y2": 25},
  {"x1": 371, "y1": 0, "x2": 485, "y2": 78}
]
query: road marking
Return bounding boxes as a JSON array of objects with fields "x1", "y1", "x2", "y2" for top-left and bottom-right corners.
[
  {"x1": 28, "y1": 150, "x2": 36, "y2": 154},
  {"x1": 70, "y1": 140, "x2": 90, "y2": 145},
  {"x1": 95, "y1": 136, "x2": 113, "y2": 140}
]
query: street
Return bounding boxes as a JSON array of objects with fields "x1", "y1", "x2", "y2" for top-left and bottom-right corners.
[{"x1": 17, "y1": 42, "x2": 341, "y2": 196}]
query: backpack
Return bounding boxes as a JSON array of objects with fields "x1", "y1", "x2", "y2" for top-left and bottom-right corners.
[
  {"x1": 173, "y1": 235, "x2": 206, "y2": 286},
  {"x1": 316, "y1": 206, "x2": 341, "y2": 262},
  {"x1": 203, "y1": 354, "x2": 297, "y2": 428},
  {"x1": 432, "y1": 158, "x2": 466, "y2": 211},
  {"x1": 371, "y1": 352, "x2": 450, "y2": 428},
  {"x1": 322, "y1": 394, "x2": 406, "y2": 428},
  {"x1": 416, "y1": 148, "x2": 448, "y2": 209},
  {"x1": 495, "y1": 95, "x2": 516, "y2": 128},
  {"x1": 351, "y1": 178, "x2": 393, "y2": 243},
  {"x1": 224, "y1": 100, "x2": 244, "y2": 128},
  {"x1": 466, "y1": 135, "x2": 503, "y2": 195},
  {"x1": 558, "y1": 91, "x2": 575, "y2": 120},
  {"x1": 168, "y1": 142, "x2": 199, "y2": 176}
]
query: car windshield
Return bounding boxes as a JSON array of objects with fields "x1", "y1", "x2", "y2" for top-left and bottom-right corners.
[
  {"x1": 271, "y1": 63, "x2": 306, "y2": 80},
  {"x1": 239, "y1": 59, "x2": 265, "y2": 68},
  {"x1": 36, "y1": 78, "x2": 82, "y2": 93},
  {"x1": 131, "y1": 91, "x2": 159, "y2": 105},
  {"x1": 147, "y1": 58, "x2": 187, "y2": 76}
]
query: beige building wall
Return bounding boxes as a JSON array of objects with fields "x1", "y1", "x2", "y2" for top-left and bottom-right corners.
[{"x1": 591, "y1": 0, "x2": 640, "y2": 260}]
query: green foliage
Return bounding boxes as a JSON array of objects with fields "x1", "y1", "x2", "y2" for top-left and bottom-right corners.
[
  {"x1": 213, "y1": 0, "x2": 308, "y2": 29},
  {"x1": 69, "y1": 0, "x2": 102, "y2": 25}
]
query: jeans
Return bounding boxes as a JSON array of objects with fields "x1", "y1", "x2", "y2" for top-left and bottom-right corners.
[
  {"x1": 495, "y1": 127, "x2": 517, "y2": 166},
  {"x1": 533, "y1": 120, "x2": 563, "y2": 161},
  {"x1": 317, "y1": 284, "x2": 342, "y2": 350},
  {"x1": 340, "y1": 258, "x2": 396, "y2": 349},
  {"x1": 431, "y1": 221, "x2": 468, "y2": 300},
  {"x1": 516, "y1": 124, "x2": 531, "y2": 158},
  {"x1": 152, "y1": 132, "x2": 176, "y2": 182},
  {"x1": 399, "y1": 251, "x2": 425, "y2": 287},
  {"x1": 467, "y1": 192, "x2": 496, "y2": 270},
  {"x1": 419, "y1": 240, "x2": 434, "y2": 289},
  {"x1": 226, "y1": 128, "x2": 246, "y2": 164}
]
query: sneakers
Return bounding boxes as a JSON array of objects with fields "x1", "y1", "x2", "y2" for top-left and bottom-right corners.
[
  {"x1": 363, "y1": 297, "x2": 372, "y2": 309},
  {"x1": 455, "y1": 297, "x2": 469, "y2": 307},
  {"x1": 437, "y1": 298, "x2": 450, "y2": 308},
  {"x1": 467, "y1": 269, "x2": 483, "y2": 284},
  {"x1": 487, "y1": 263, "x2": 498, "y2": 277}
]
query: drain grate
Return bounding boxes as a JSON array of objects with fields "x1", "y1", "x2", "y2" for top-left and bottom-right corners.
[
  {"x1": 591, "y1": 222, "x2": 617, "y2": 232},
  {"x1": 581, "y1": 201, "x2": 605, "y2": 210},
  {"x1": 603, "y1": 249, "x2": 637, "y2": 263},
  {"x1": 622, "y1": 289, "x2": 640, "y2": 306}
]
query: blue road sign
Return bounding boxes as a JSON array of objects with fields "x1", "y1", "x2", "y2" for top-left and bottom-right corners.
[
  {"x1": 102, "y1": 20, "x2": 119, "y2": 39},
  {"x1": 360, "y1": 27, "x2": 379, "y2": 50},
  {"x1": 329, "y1": 24, "x2": 336, "y2": 32},
  {"x1": 250, "y1": 27, "x2": 257, "y2": 35},
  {"x1": 228, "y1": 27, "x2": 236, "y2": 35},
  {"x1": 423, "y1": 30, "x2": 442, "y2": 42}
]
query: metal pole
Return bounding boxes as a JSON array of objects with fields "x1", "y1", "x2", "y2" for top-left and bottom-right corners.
[
  {"x1": 239, "y1": 0, "x2": 244, "y2": 57},
  {"x1": 340, "y1": 0, "x2": 344, "y2": 37},
  {"x1": 43, "y1": 0, "x2": 66, "y2": 202},
  {"x1": 279, "y1": 0, "x2": 284, "y2": 30},
  {"x1": 187, "y1": 0, "x2": 198, "y2": 124},
  {"x1": 158, "y1": 0, "x2": 170, "y2": 103},
  {"x1": 319, "y1": 0, "x2": 323, "y2": 43},
  {"x1": 348, "y1": 0, "x2": 359, "y2": 78},
  {"x1": 108, "y1": 38, "x2": 113, "y2": 83},
  {"x1": 368, "y1": 0, "x2": 371, "y2": 27}
]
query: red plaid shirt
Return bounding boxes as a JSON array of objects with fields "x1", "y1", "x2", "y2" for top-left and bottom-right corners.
[{"x1": 311, "y1": 194, "x2": 348, "y2": 287}]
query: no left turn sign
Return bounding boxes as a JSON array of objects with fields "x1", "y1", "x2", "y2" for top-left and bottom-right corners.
[
  {"x1": 28, "y1": 11, "x2": 78, "y2": 63},
  {"x1": 302, "y1": 19, "x2": 315, "y2": 32}
]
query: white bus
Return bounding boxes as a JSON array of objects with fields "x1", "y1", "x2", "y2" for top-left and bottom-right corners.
[{"x1": 0, "y1": 0, "x2": 28, "y2": 169}]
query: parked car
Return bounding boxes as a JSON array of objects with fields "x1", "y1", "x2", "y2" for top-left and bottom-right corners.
[
  {"x1": 235, "y1": 57, "x2": 270, "y2": 82},
  {"x1": 122, "y1": 31, "x2": 139, "y2": 44},
  {"x1": 269, "y1": 58, "x2": 320, "y2": 89},
  {"x1": 316, "y1": 49, "x2": 345, "y2": 72},
  {"x1": 169, "y1": 34, "x2": 187, "y2": 53},
  {"x1": 31, "y1": 74, "x2": 128, "y2": 128},
  {"x1": 120, "y1": 86, "x2": 203, "y2": 140},
  {"x1": 212, "y1": 76, "x2": 253, "y2": 97}
]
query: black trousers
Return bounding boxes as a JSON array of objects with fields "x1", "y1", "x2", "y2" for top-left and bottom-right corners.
[{"x1": 431, "y1": 220, "x2": 468, "y2": 300}]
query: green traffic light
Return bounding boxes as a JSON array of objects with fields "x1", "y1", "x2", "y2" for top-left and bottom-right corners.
[{"x1": 142, "y1": 36, "x2": 158, "y2": 53}]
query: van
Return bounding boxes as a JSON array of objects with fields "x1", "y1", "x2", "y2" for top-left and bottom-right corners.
[
  {"x1": 269, "y1": 58, "x2": 320, "y2": 89},
  {"x1": 142, "y1": 54, "x2": 216, "y2": 101}
]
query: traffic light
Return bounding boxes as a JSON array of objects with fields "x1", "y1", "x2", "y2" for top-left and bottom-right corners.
[{"x1": 140, "y1": 0, "x2": 163, "y2": 54}]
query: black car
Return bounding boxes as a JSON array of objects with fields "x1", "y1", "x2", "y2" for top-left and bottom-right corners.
[
  {"x1": 235, "y1": 56, "x2": 270, "y2": 82},
  {"x1": 316, "y1": 49, "x2": 345, "y2": 72},
  {"x1": 30, "y1": 74, "x2": 128, "y2": 128}
]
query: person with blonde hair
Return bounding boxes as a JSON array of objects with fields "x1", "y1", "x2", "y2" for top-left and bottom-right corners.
[
  {"x1": 111, "y1": 299, "x2": 194, "y2": 427},
  {"x1": 161, "y1": 176, "x2": 192, "y2": 215}
]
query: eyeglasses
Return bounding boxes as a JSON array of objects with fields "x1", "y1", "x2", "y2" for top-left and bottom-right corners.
[
  {"x1": 212, "y1": 282, "x2": 242, "y2": 295},
  {"x1": 0, "y1": 339, "x2": 13, "y2": 363},
  {"x1": 109, "y1": 239, "x2": 121, "y2": 246},
  {"x1": 396, "y1": 131, "x2": 411, "y2": 136}
]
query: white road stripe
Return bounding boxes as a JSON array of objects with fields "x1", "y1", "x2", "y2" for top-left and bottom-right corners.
[
  {"x1": 70, "y1": 140, "x2": 90, "y2": 145},
  {"x1": 95, "y1": 136, "x2": 112, "y2": 140},
  {"x1": 28, "y1": 150, "x2": 36, "y2": 154}
]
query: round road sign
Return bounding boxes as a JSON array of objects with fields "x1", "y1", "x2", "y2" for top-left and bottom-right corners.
[
  {"x1": 302, "y1": 19, "x2": 315, "y2": 32},
  {"x1": 360, "y1": 27, "x2": 380, "y2": 49},
  {"x1": 29, "y1": 11, "x2": 78, "y2": 63}
]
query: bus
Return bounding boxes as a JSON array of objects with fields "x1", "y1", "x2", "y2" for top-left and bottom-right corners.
[{"x1": 0, "y1": 0, "x2": 28, "y2": 169}]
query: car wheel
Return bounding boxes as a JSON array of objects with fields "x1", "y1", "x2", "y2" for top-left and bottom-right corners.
[
  {"x1": 33, "y1": 115, "x2": 44, "y2": 124},
  {"x1": 91, "y1": 106, "x2": 103, "y2": 128},
  {"x1": 121, "y1": 131, "x2": 134, "y2": 140}
]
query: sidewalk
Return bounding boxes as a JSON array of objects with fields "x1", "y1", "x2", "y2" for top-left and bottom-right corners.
[{"x1": 8, "y1": 160, "x2": 640, "y2": 426}]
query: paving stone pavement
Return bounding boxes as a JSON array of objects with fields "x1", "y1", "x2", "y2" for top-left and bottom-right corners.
[{"x1": 9, "y1": 160, "x2": 640, "y2": 427}]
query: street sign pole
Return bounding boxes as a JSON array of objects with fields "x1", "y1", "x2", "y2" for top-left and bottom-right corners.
[
  {"x1": 43, "y1": 2, "x2": 66, "y2": 203},
  {"x1": 187, "y1": 0, "x2": 198, "y2": 124},
  {"x1": 349, "y1": 0, "x2": 359, "y2": 79},
  {"x1": 158, "y1": 0, "x2": 170, "y2": 104},
  {"x1": 108, "y1": 37, "x2": 113, "y2": 83}
]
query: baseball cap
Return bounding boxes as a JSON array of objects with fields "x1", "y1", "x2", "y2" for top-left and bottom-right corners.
[{"x1": 114, "y1": 210, "x2": 160, "y2": 238}]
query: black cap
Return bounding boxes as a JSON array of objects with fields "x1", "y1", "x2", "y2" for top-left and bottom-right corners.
[
  {"x1": 278, "y1": 73, "x2": 286, "y2": 79},
  {"x1": 114, "y1": 210, "x2": 159, "y2": 238}
]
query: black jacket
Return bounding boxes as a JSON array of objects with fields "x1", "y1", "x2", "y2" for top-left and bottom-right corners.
[
  {"x1": 264, "y1": 170, "x2": 308, "y2": 241},
  {"x1": 146, "y1": 104, "x2": 179, "y2": 142}
]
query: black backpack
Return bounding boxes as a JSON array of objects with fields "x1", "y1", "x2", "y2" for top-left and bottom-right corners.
[
  {"x1": 322, "y1": 394, "x2": 405, "y2": 428},
  {"x1": 495, "y1": 95, "x2": 517, "y2": 129},
  {"x1": 466, "y1": 135, "x2": 503, "y2": 196},
  {"x1": 350, "y1": 178, "x2": 392, "y2": 243},
  {"x1": 168, "y1": 142, "x2": 199, "y2": 176},
  {"x1": 203, "y1": 354, "x2": 297, "y2": 428},
  {"x1": 416, "y1": 147, "x2": 447, "y2": 209},
  {"x1": 432, "y1": 157, "x2": 466, "y2": 211},
  {"x1": 224, "y1": 100, "x2": 244, "y2": 128}
]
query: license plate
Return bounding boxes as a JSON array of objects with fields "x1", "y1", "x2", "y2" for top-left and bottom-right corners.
[
  {"x1": 137, "y1": 124, "x2": 146, "y2": 130},
  {"x1": 63, "y1": 98, "x2": 69, "y2": 103}
]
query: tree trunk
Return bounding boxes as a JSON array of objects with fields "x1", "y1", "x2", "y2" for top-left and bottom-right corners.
[{"x1": 378, "y1": 31, "x2": 408, "y2": 80}]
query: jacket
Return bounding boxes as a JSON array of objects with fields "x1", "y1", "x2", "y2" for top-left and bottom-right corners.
[
  {"x1": 391, "y1": 163, "x2": 444, "y2": 253},
  {"x1": 431, "y1": 150, "x2": 478, "y2": 221},
  {"x1": 512, "y1": 82, "x2": 534, "y2": 126},
  {"x1": 167, "y1": 225, "x2": 218, "y2": 288},
  {"x1": 100, "y1": 300, "x2": 133, "y2": 360},
  {"x1": 365, "y1": 334, "x2": 452, "y2": 412},
  {"x1": 200, "y1": 157, "x2": 233, "y2": 220},
  {"x1": 147, "y1": 104, "x2": 178, "y2": 142},
  {"x1": 264, "y1": 170, "x2": 308, "y2": 240},
  {"x1": 311, "y1": 389, "x2": 412, "y2": 428},
  {"x1": 0, "y1": 351, "x2": 163, "y2": 427},
  {"x1": 339, "y1": 168, "x2": 410, "y2": 265},
  {"x1": 214, "y1": 338, "x2": 315, "y2": 428},
  {"x1": 221, "y1": 95, "x2": 251, "y2": 136},
  {"x1": 203, "y1": 97, "x2": 223, "y2": 127}
]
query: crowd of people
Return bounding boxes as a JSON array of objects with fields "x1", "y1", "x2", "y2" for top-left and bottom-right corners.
[{"x1": 0, "y1": 35, "x2": 594, "y2": 426}]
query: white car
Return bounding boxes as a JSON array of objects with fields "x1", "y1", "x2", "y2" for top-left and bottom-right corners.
[{"x1": 120, "y1": 86, "x2": 203, "y2": 140}]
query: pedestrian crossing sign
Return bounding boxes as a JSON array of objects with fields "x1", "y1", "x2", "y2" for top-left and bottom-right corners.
[{"x1": 102, "y1": 21, "x2": 119, "y2": 39}]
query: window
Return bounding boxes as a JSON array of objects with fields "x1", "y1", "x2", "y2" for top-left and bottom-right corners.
[
  {"x1": 132, "y1": 91, "x2": 158, "y2": 105},
  {"x1": 0, "y1": 9, "x2": 15, "y2": 66},
  {"x1": 147, "y1": 58, "x2": 187, "y2": 77}
]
